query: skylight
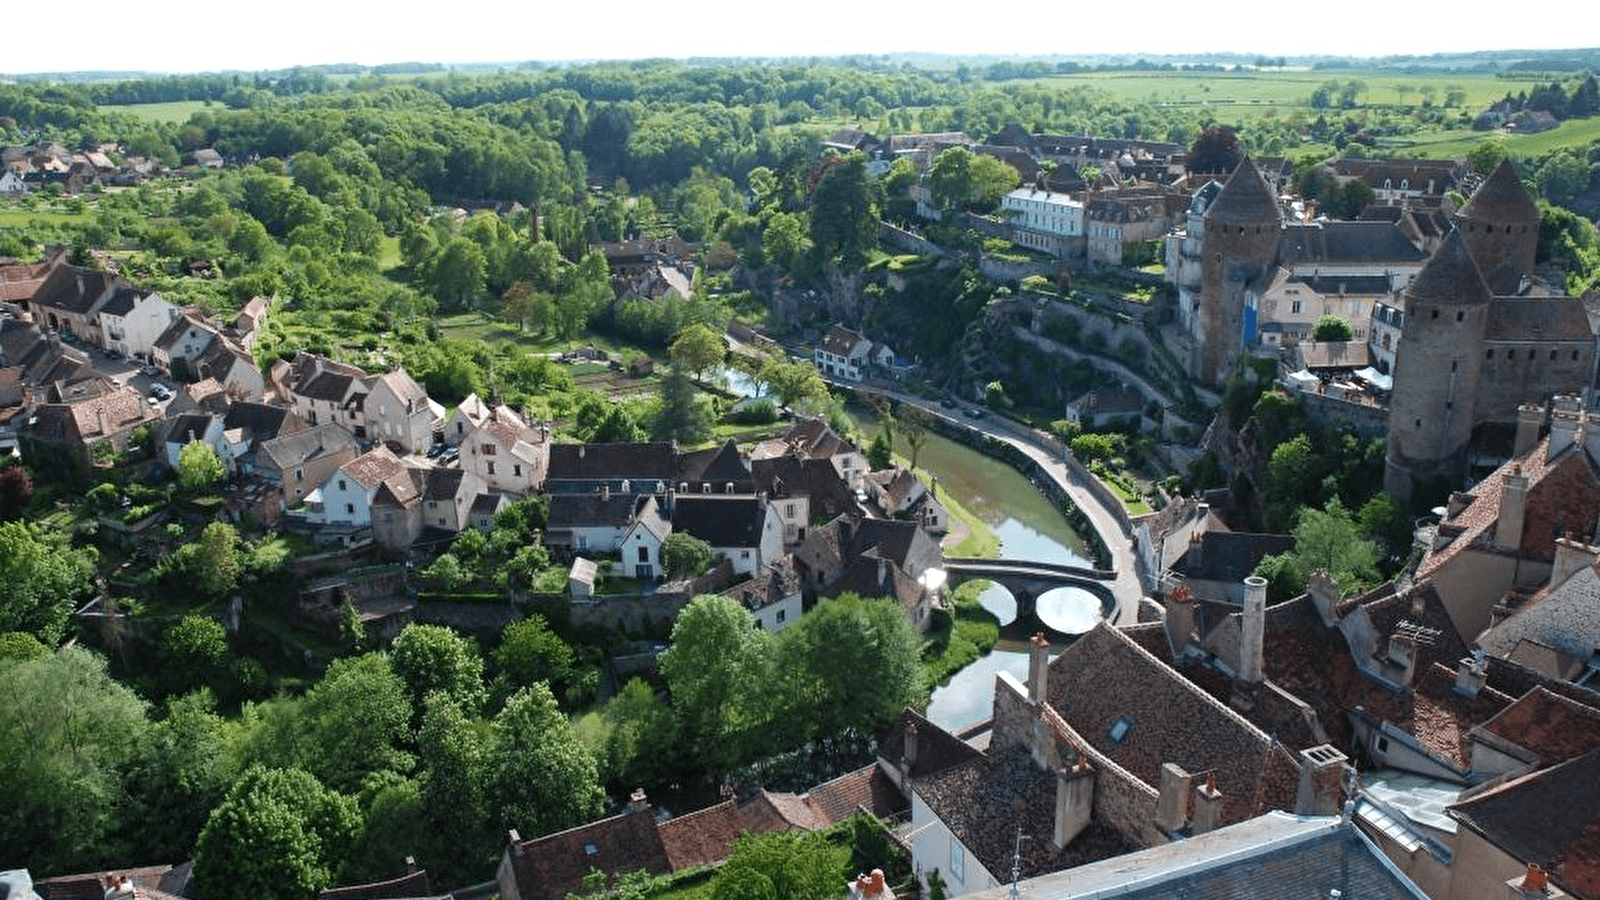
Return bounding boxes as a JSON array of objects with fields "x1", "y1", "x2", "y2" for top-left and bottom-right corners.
[{"x1": 1108, "y1": 715, "x2": 1133, "y2": 745}]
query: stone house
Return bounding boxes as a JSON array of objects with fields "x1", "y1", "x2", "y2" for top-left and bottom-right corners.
[
  {"x1": 24, "y1": 385, "x2": 160, "y2": 473},
  {"x1": 28, "y1": 262, "x2": 119, "y2": 344},
  {"x1": 750, "y1": 454, "x2": 862, "y2": 549},
  {"x1": 721, "y1": 556, "x2": 804, "y2": 631},
  {"x1": 255, "y1": 422, "x2": 359, "y2": 509},
  {"x1": 419, "y1": 466, "x2": 488, "y2": 536},
  {"x1": 753, "y1": 416, "x2": 869, "y2": 492},
  {"x1": 459, "y1": 406, "x2": 549, "y2": 496},
  {"x1": 365, "y1": 367, "x2": 444, "y2": 454}
]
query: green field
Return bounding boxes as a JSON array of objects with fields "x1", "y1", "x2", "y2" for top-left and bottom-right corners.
[
  {"x1": 0, "y1": 206, "x2": 91, "y2": 227},
  {"x1": 98, "y1": 100, "x2": 213, "y2": 122},
  {"x1": 1393, "y1": 115, "x2": 1600, "y2": 158},
  {"x1": 1036, "y1": 70, "x2": 1513, "y2": 114}
]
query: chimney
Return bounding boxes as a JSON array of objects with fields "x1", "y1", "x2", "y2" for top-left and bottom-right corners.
[
  {"x1": 1191, "y1": 773, "x2": 1224, "y2": 835},
  {"x1": 1295, "y1": 745, "x2": 1349, "y2": 816},
  {"x1": 1454, "y1": 655, "x2": 1488, "y2": 698},
  {"x1": 626, "y1": 788, "x2": 649, "y2": 814},
  {"x1": 1054, "y1": 756, "x2": 1095, "y2": 848},
  {"x1": 1447, "y1": 490, "x2": 1474, "y2": 519},
  {"x1": 1387, "y1": 633, "x2": 1419, "y2": 687},
  {"x1": 406, "y1": 856, "x2": 418, "y2": 876},
  {"x1": 1239, "y1": 575, "x2": 1268, "y2": 684},
  {"x1": 1497, "y1": 466, "x2": 1529, "y2": 551},
  {"x1": 1028, "y1": 632, "x2": 1050, "y2": 704},
  {"x1": 1514, "y1": 403, "x2": 1545, "y2": 457},
  {"x1": 1507, "y1": 864, "x2": 1569, "y2": 900},
  {"x1": 1308, "y1": 570, "x2": 1341, "y2": 626},
  {"x1": 901, "y1": 721, "x2": 919, "y2": 773},
  {"x1": 1550, "y1": 408, "x2": 1581, "y2": 459},
  {"x1": 601, "y1": 483, "x2": 610, "y2": 502},
  {"x1": 1163, "y1": 584, "x2": 1197, "y2": 657},
  {"x1": 1550, "y1": 537, "x2": 1599, "y2": 588},
  {"x1": 1186, "y1": 531, "x2": 1203, "y2": 571},
  {"x1": 508, "y1": 829, "x2": 523, "y2": 855},
  {"x1": 96, "y1": 406, "x2": 107, "y2": 436},
  {"x1": 1155, "y1": 762, "x2": 1194, "y2": 833}
]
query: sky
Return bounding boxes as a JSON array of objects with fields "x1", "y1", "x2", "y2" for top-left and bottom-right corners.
[{"x1": 3, "y1": 0, "x2": 1595, "y2": 75}]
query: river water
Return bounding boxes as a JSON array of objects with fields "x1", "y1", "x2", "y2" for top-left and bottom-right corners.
[{"x1": 849, "y1": 411, "x2": 1102, "y2": 733}]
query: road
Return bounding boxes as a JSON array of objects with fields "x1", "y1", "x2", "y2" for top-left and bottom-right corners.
[{"x1": 834, "y1": 377, "x2": 1149, "y2": 626}]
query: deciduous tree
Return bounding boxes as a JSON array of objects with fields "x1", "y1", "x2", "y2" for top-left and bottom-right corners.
[
  {"x1": 0, "y1": 521, "x2": 96, "y2": 644},
  {"x1": 391, "y1": 623, "x2": 487, "y2": 718},
  {"x1": 488, "y1": 683, "x2": 604, "y2": 839},
  {"x1": 193, "y1": 765, "x2": 361, "y2": 900},
  {"x1": 661, "y1": 532, "x2": 714, "y2": 578}
]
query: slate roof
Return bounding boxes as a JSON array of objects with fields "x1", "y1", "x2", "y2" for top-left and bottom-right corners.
[
  {"x1": 1277, "y1": 221, "x2": 1427, "y2": 265},
  {"x1": 960, "y1": 810, "x2": 1429, "y2": 900},
  {"x1": 1171, "y1": 531, "x2": 1294, "y2": 583},
  {"x1": 878, "y1": 707, "x2": 984, "y2": 779},
  {"x1": 1479, "y1": 563, "x2": 1600, "y2": 675},
  {"x1": 223, "y1": 401, "x2": 306, "y2": 443},
  {"x1": 1474, "y1": 687, "x2": 1600, "y2": 768},
  {"x1": 31, "y1": 263, "x2": 115, "y2": 315},
  {"x1": 722, "y1": 556, "x2": 801, "y2": 612},
  {"x1": 1047, "y1": 623, "x2": 1304, "y2": 824},
  {"x1": 1486, "y1": 296, "x2": 1593, "y2": 341},
  {"x1": 547, "y1": 441, "x2": 676, "y2": 482},
  {"x1": 676, "y1": 439, "x2": 752, "y2": 489},
  {"x1": 1458, "y1": 158, "x2": 1540, "y2": 225},
  {"x1": 1404, "y1": 228, "x2": 1491, "y2": 307},
  {"x1": 750, "y1": 455, "x2": 859, "y2": 518},
  {"x1": 1450, "y1": 748, "x2": 1600, "y2": 900},
  {"x1": 259, "y1": 422, "x2": 359, "y2": 470},
  {"x1": 547, "y1": 492, "x2": 647, "y2": 531},
  {"x1": 672, "y1": 495, "x2": 768, "y2": 547},
  {"x1": 422, "y1": 466, "x2": 467, "y2": 502},
  {"x1": 1203, "y1": 157, "x2": 1281, "y2": 225},
  {"x1": 98, "y1": 287, "x2": 144, "y2": 317}
]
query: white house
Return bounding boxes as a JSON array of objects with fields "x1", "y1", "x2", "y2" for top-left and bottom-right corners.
[
  {"x1": 618, "y1": 495, "x2": 670, "y2": 580},
  {"x1": 0, "y1": 170, "x2": 28, "y2": 194},
  {"x1": 1001, "y1": 186, "x2": 1084, "y2": 258},
  {"x1": 814, "y1": 325, "x2": 892, "y2": 381},
  {"x1": 98, "y1": 288, "x2": 178, "y2": 361},
  {"x1": 305, "y1": 446, "x2": 415, "y2": 529},
  {"x1": 162, "y1": 413, "x2": 228, "y2": 473},
  {"x1": 460, "y1": 407, "x2": 548, "y2": 496},
  {"x1": 671, "y1": 494, "x2": 785, "y2": 578},
  {"x1": 365, "y1": 367, "x2": 444, "y2": 453},
  {"x1": 269, "y1": 351, "x2": 368, "y2": 435}
]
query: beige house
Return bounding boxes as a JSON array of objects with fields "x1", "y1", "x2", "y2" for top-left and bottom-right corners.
[
  {"x1": 460, "y1": 406, "x2": 548, "y2": 496},
  {"x1": 258, "y1": 422, "x2": 361, "y2": 509},
  {"x1": 365, "y1": 367, "x2": 444, "y2": 453}
]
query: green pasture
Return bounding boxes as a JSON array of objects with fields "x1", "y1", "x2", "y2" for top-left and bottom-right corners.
[
  {"x1": 0, "y1": 206, "x2": 90, "y2": 227},
  {"x1": 98, "y1": 100, "x2": 213, "y2": 122},
  {"x1": 1035, "y1": 70, "x2": 1511, "y2": 114},
  {"x1": 1395, "y1": 116, "x2": 1600, "y2": 158}
]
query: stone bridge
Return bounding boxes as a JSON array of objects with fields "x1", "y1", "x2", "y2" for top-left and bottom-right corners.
[{"x1": 941, "y1": 557, "x2": 1120, "y2": 624}]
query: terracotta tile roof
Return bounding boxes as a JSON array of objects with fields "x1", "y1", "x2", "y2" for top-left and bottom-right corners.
[
  {"x1": 1450, "y1": 748, "x2": 1600, "y2": 900},
  {"x1": 1047, "y1": 623, "x2": 1303, "y2": 824},
  {"x1": 1419, "y1": 437, "x2": 1600, "y2": 581},
  {"x1": 343, "y1": 447, "x2": 417, "y2": 502},
  {"x1": 878, "y1": 707, "x2": 984, "y2": 779},
  {"x1": 913, "y1": 745, "x2": 1136, "y2": 881},
  {"x1": 317, "y1": 866, "x2": 433, "y2": 900},
  {"x1": 30, "y1": 385, "x2": 154, "y2": 444},
  {"x1": 804, "y1": 763, "x2": 906, "y2": 822},
  {"x1": 1476, "y1": 687, "x2": 1600, "y2": 767},
  {"x1": 738, "y1": 790, "x2": 828, "y2": 833},
  {"x1": 505, "y1": 807, "x2": 671, "y2": 900},
  {"x1": 655, "y1": 799, "x2": 749, "y2": 870},
  {"x1": 722, "y1": 557, "x2": 801, "y2": 612}
]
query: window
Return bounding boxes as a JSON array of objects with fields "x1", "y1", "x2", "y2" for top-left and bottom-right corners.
[
  {"x1": 949, "y1": 839, "x2": 965, "y2": 882},
  {"x1": 337, "y1": 479, "x2": 347, "y2": 491},
  {"x1": 1487, "y1": 349, "x2": 1495, "y2": 360},
  {"x1": 439, "y1": 518, "x2": 446, "y2": 526},
  {"x1": 482, "y1": 443, "x2": 496, "y2": 455},
  {"x1": 1377, "y1": 736, "x2": 1390, "y2": 752},
  {"x1": 345, "y1": 503, "x2": 354, "y2": 514},
  {"x1": 741, "y1": 550, "x2": 750, "y2": 559},
  {"x1": 1108, "y1": 715, "x2": 1134, "y2": 745},
  {"x1": 456, "y1": 421, "x2": 464, "y2": 435},
  {"x1": 513, "y1": 464, "x2": 522, "y2": 477},
  {"x1": 295, "y1": 468, "x2": 303, "y2": 482},
  {"x1": 1290, "y1": 300, "x2": 1301, "y2": 315},
  {"x1": 786, "y1": 503, "x2": 796, "y2": 518},
  {"x1": 486, "y1": 461, "x2": 495, "y2": 476},
  {"x1": 638, "y1": 546, "x2": 649, "y2": 562},
  {"x1": 1431, "y1": 309, "x2": 1438, "y2": 319},
  {"x1": 776, "y1": 608, "x2": 786, "y2": 623},
  {"x1": 1456, "y1": 311, "x2": 1464, "y2": 322}
]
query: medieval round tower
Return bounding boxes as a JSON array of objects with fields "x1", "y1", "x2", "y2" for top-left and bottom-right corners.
[
  {"x1": 1454, "y1": 158, "x2": 1540, "y2": 291},
  {"x1": 1196, "y1": 158, "x2": 1283, "y2": 384},
  {"x1": 1383, "y1": 229, "x2": 1494, "y2": 501}
]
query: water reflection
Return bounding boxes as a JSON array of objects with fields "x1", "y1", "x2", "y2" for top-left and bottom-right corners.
[{"x1": 1035, "y1": 587, "x2": 1104, "y2": 635}]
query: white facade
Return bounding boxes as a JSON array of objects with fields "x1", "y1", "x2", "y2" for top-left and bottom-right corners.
[
  {"x1": 308, "y1": 467, "x2": 375, "y2": 527},
  {"x1": 909, "y1": 792, "x2": 1000, "y2": 896},
  {"x1": 100, "y1": 292, "x2": 177, "y2": 360},
  {"x1": 619, "y1": 516, "x2": 666, "y2": 580},
  {"x1": 1002, "y1": 187, "x2": 1084, "y2": 257},
  {"x1": 750, "y1": 592, "x2": 801, "y2": 632},
  {"x1": 712, "y1": 501, "x2": 786, "y2": 578},
  {"x1": 0, "y1": 171, "x2": 27, "y2": 194}
]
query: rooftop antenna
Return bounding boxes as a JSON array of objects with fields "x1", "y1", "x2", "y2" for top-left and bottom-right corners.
[{"x1": 1009, "y1": 825, "x2": 1031, "y2": 900}]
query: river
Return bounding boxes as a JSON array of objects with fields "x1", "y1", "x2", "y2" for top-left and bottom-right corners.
[{"x1": 849, "y1": 410, "x2": 1102, "y2": 733}]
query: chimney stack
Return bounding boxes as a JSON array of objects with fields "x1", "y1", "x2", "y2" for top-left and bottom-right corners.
[
  {"x1": 902, "y1": 722, "x2": 919, "y2": 773},
  {"x1": 1506, "y1": 864, "x2": 1569, "y2": 900},
  {"x1": 1239, "y1": 575, "x2": 1268, "y2": 684},
  {"x1": 1387, "y1": 633, "x2": 1419, "y2": 687},
  {"x1": 1497, "y1": 466, "x2": 1529, "y2": 552},
  {"x1": 626, "y1": 788, "x2": 650, "y2": 814},
  {"x1": 1191, "y1": 773, "x2": 1224, "y2": 835},
  {"x1": 601, "y1": 483, "x2": 611, "y2": 502},
  {"x1": 1155, "y1": 763, "x2": 1194, "y2": 833},
  {"x1": 1295, "y1": 745, "x2": 1350, "y2": 816},
  {"x1": 1163, "y1": 583, "x2": 1197, "y2": 658},
  {"x1": 509, "y1": 829, "x2": 523, "y2": 855},
  {"x1": 1514, "y1": 403, "x2": 1545, "y2": 457},
  {"x1": 96, "y1": 406, "x2": 107, "y2": 436},
  {"x1": 1054, "y1": 756, "x2": 1094, "y2": 849},
  {"x1": 1550, "y1": 537, "x2": 1599, "y2": 589},
  {"x1": 1550, "y1": 398, "x2": 1581, "y2": 459},
  {"x1": 1454, "y1": 655, "x2": 1488, "y2": 698},
  {"x1": 1028, "y1": 632, "x2": 1050, "y2": 704},
  {"x1": 1308, "y1": 570, "x2": 1341, "y2": 627}
]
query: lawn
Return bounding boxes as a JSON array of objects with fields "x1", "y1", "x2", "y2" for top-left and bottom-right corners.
[
  {"x1": 0, "y1": 206, "x2": 92, "y2": 227},
  {"x1": 98, "y1": 100, "x2": 213, "y2": 122},
  {"x1": 1395, "y1": 116, "x2": 1600, "y2": 158},
  {"x1": 1034, "y1": 70, "x2": 1511, "y2": 118}
]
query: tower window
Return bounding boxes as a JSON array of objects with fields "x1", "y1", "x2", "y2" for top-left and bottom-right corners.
[
  {"x1": 1456, "y1": 311, "x2": 1464, "y2": 322},
  {"x1": 1415, "y1": 419, "x2": 1422, "y2": 428},
  {"x1": 1487, "y1": 349, "x2": 1494, "y2": 359},
  {"x1": 1431, "y1": 309, "x2": 1439, "y2": 319}
]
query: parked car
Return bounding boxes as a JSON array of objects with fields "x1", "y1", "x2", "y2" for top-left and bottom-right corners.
[
  {"x1": 940, "y1": 398, "x2": 957, "y2": 409},
  {"x1": 965, "y1": 407, "x2": 985, "y2": 419},
  {"x1": 140, "y1": 364, "x2": 161, "y2": 377},
  {"x1": 438, "y1": 447, "x2": 460, "y2": 465}
]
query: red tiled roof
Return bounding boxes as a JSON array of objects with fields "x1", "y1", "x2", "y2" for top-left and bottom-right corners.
[
  {"x1": 1477, "y1": 687, "x2": 1600, "y2": 767},
  {"x1": 656, "y1": 799, "x2": 749, "y2": 871}
]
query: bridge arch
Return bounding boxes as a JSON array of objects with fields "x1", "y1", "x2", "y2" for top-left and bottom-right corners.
[{"x1": 941, "y1": 557, "x2": 1119, "y2": 633}]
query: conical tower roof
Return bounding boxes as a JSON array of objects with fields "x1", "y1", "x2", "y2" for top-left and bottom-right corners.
[
  {"x1": 1202, "y1": 157, "x2": 1281, "y2": 225},
  {"x1": 1458, "y1": 158, "x2": 1538, "y2": 225},
  {"x1": 1406, "y1": 228, "x2": 1490, "y2": 306}
]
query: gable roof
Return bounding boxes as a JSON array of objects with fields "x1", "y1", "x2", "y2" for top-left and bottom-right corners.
[
  {"x1": 1277, "y1": 221, "x2": 1426, "y2": 265},
  {"x1": 672, "y1": 495, "x2": 769, "y2": 547},
  {"x1": 547, "y1": 492, "x2": 647, "y2": 531},
  {"x1": 1047, "y1": 623, "x2": 1303, "y2": 824},
  {"x1": 547, "y1": 441, "x2": 676, "y2": 483},
  {"x1": 223, "y1": 401, "x2": 306, "y2": 444},
  {"x1": 1479, "y1": 563, "x2": 1600, "y2": 672},
  {"x1": 29, "y1": 385, "x2": 152, "y2": 444},
  {"x1": 1172, "y1": 531, "x2": 1294, "y2": 584},
  {"x1": 31, "y1": 262, "x2": 116, "y2": 315},
  {"x1": 820, "y1": 324, "x2": 867, "y2": 357},
  {"x1": 676, "y1": 439, "x2": 752, "y2": 488},
  {"x1": 259, "y1": 422, "x2": 359, "y2": 470},
  {"x1": 1475, "y1": 687, "x2": 1600, "y2": 768},
  {"x1": 1450, "y1": 748, "x2": 1600, "y2": 900},
  {"x1": 503, "y1": 807, "x2": 671, "y2": 900},
  {"x1": 1486, "y1": 296, "x2": 1593, "y2": 341}
]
